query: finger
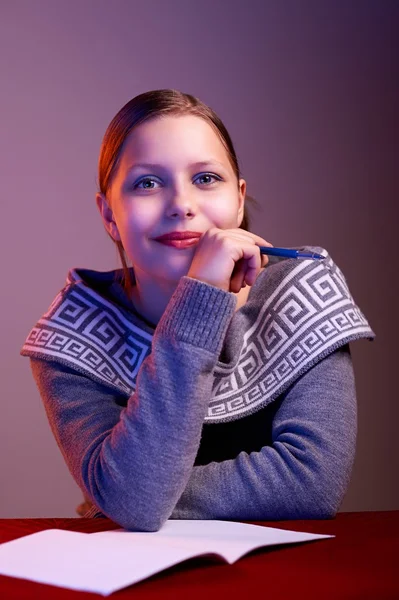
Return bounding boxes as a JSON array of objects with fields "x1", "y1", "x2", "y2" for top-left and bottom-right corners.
[
  {"x1": 241, "y1": 245, "x2": 262, "y2": 286},
  {"x1": 250, "y1": 233, "x2": 273, "y2": 248},
  {"x1": 260, "y1": 253, "x2": 269, "y2": 268},
  {"x1": 230, "y1": 258, "x2": 247, "y2": 293},
  {"x1": 226, "y1": 234, "x2": 269, "y2": 284},
  {"x1": 227, "y1": 229, "x2": 274, "y2": 249}
]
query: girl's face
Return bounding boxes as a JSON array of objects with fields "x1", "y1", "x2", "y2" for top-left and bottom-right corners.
[{"x1": 96, "y1": 114, "x2": 246, "y2": 286}]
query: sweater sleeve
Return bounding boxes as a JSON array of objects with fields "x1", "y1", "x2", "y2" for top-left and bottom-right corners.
[
  {"x1": 171, "y1": 343, "x2": 357, "y2": 520},
  {"x1": 29, "y1": 277, "x2": 237, "y2": 531}
]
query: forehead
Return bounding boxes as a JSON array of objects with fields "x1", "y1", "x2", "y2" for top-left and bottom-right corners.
[{"x1": 118, "y1": 114, "x2": 232, "y2": 172}]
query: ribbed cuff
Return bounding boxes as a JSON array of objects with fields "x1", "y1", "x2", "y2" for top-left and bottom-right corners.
[{"x1": 156, "y1": 276, "x2": 237, "y2": 354}]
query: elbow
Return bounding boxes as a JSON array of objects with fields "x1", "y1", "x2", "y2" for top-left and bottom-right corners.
[
  {"x1": 301, "y1": 502, "x2": 339, "y2": 520},
  {"x1": 92, "y1": 483, "x2": 173, "y2": 531},
  {"x1": 82, "y1": 436, "x2": 196, "y2": 531},
  {"x1": 288, "y1": 447, "x2": 353, "y2": 520},
  {"x1": 82, "y1": 447, "x2": 177, "y2": 531},
  {"x1": 314, "y1": 488, "x2": 344, "y2": 519},
  {"x1": 123, "y1": 504, "x2": 172, "y2": 532},
  {"x1": 295, "y1": 476, "x2": 346, "y2": 520},
  {"x1": 84, "y1": 470, "x2": 174, "y2": 531},
  {"x1": 286, "y1": 495, "x2": 340, "y2": 521},
  {"x1": 121, "y1": 514, "x2": 169, "y2": 533},
  {"x1": 88, "y1": 494, "x2": 171, "y2": 532}
]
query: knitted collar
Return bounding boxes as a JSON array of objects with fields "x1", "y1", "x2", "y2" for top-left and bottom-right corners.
[{"x1": 21, "y1": 247, "x2": 375, "y2": 423}]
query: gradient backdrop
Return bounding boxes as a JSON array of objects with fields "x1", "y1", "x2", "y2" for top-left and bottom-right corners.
[{"x1": 1, "y1": 0, "x2": 397, "y2": 517}]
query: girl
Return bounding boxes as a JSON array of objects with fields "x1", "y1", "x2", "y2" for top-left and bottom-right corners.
[{"x1": 21, "y1": 89, "x2": 375, "y2": 531}]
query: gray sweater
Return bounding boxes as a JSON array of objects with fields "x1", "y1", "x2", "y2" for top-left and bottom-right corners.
[{"x1": 21, "y1": 247, "x2": 375, "y2": 531}]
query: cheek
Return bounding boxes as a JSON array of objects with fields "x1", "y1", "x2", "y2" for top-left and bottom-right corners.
[
  {"x1": 119, "y1": 202, "x2": 161, "y2": 235},
  {"x1": 205, "y1": 194, "x2": 241, "y2": 227}
]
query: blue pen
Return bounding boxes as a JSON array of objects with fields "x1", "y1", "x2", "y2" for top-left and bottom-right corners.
[{"x1": 258, "y1": 247, "x2": 325, "y2": 260}]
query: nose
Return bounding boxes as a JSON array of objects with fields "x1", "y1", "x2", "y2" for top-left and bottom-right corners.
[{"x1": 165, "y1": 185, "x2": 198, "y2": 219}]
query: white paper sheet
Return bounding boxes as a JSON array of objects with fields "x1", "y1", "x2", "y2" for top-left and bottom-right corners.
[{"x1": 0, "y1": 519, "x2": 334, "y2": 596}]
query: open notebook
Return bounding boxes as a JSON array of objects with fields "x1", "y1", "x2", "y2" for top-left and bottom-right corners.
[{"x1": 0, "y1": 519, "x2": 334, "y2": 596}]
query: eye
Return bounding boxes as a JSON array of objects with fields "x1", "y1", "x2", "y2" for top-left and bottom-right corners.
[
  {"x1": 133, "y1": 177, "x2": 161, "y2": 190},
  {"x1": 194, "y1": 172, "x2": 222, "y2": 186},
  {"x1": 132, "y1": 172, "x2": 222, "y2": 191}
]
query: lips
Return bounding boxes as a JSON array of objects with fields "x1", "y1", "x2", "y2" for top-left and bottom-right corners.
[
  {"x1": 153, "y1": 231, "x2": 202, "y2": 250},
  {"x1": 154, "y1": 231, "x2": 202, "y2": 241}
]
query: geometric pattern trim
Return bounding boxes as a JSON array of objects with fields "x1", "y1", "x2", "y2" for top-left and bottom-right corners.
[
  {"x1": 21, "y1": 282, "x2": 153, "y2": 396},
  {"x1": 20, "y1": 248, "x2": 375, "y2": 424},
  {"x1": 208, "y1": 253, "x2": 374, "y2": 421}
]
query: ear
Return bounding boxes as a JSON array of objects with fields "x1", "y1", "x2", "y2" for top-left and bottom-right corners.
[
  {"x1": 95, "y1": 192, "x2": 121, "y2": 242},
  {"x1": 236, "y1": 178, "x2": 246, "y2": 228}
]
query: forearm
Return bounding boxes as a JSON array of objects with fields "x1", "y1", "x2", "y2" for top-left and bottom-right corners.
[
  {"x1": 85, "y1": 342, "x2": 215, "y2": 528},
  {"x1": 31, "y1": 277, "x2": 237, "y2": 531},
  {"x1": 172, "y1": 345, "x2": 357, "y2": 520}
]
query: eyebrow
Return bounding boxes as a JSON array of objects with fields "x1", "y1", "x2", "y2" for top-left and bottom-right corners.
[{"x1": 127, "y1": 160, "x2": 228, "y2": 172}]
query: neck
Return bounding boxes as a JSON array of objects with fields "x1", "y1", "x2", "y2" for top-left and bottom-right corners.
[
  {"x1": 129, "y1": 275, "x2": 251, "y2": 327},
  {"x1": 129, "y1": 276, "x2": 176, "y2": 327}
]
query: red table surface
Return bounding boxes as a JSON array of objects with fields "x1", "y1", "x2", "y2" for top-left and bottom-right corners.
[{"x1": 0, "y1": 511, "x2": 397, "y2": 600}]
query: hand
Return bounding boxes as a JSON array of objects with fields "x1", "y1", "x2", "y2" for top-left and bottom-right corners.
[{"x1": 187, "y1": 228, "x2": 273, "y2": 293}]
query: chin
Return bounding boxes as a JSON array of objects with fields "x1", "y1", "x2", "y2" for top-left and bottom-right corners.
[{"x1": 153, "y1": 265, "x2": 190, "y2": 284}]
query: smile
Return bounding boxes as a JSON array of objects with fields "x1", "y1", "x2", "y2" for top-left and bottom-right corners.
[{"x1": 154, "y1": 238, "x2": 200, "y2": 249}]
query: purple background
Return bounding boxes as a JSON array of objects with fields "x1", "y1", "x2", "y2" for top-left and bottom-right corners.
[{"x1": 1, "y1": 0, "x2": 397, "y2": 516}]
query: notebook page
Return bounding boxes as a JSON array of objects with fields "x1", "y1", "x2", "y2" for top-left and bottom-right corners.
[
  {"x1": 0, "y1": 520, "x2": 334, "y2": 596},
  {"x1": 93, "y1": 519, "x2": 334, "y2": 563}
]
